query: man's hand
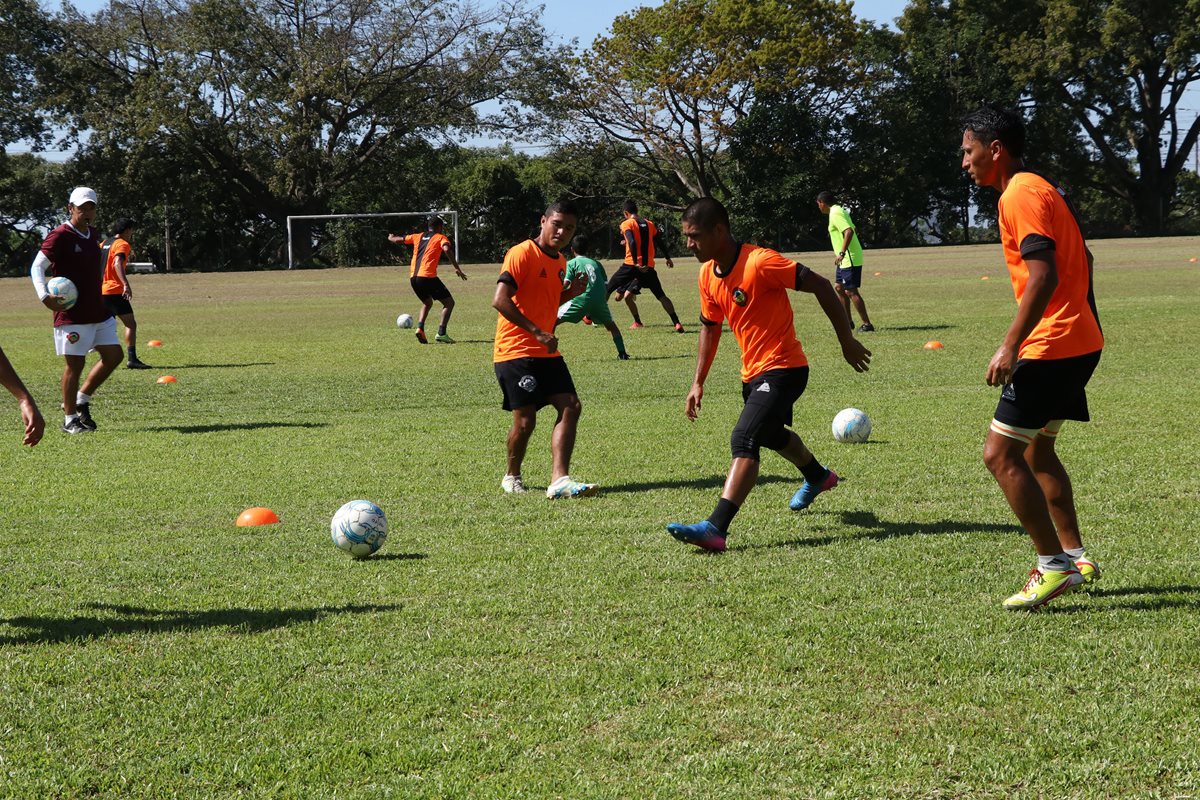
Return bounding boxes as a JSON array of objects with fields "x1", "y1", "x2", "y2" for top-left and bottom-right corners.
[
  {"x1": 534, "y1": 329, "x2": 559, "y2": 354},
  {"x1": 685, "y1": 382, "x2": 704, "y2": 420},
  {"x1": 986, "y1": 344, "x2": 1017, "y2": 387},
  {"x1": 665, "y1": 257, "x2": 675, "y2": 269},
  {"x1": 455, "y1": 268, "x2": 467, "y2": 282},
  {"x1": 41, "y1": 296, "x2": 66, "y2": 311},
  {"x1": 387, "y1": 233, "x2": 404, "y2": 244},
  {"x1": 840, "y1": 336, "x2": 872, "y2": 373},
  {"x1": 19, "y1": 397, "x2": 43, "y2": 447},
  {"x1": 123, "y1": 283, "x2": 133, "y2": 300},
  {"x1": 833, "y1": 255, "x2": 844, "y2": 268}
]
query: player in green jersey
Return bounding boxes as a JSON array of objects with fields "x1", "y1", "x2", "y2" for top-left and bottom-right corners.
[{"x1": 556, "y1": 235, "x2": 629, "y2": 360}]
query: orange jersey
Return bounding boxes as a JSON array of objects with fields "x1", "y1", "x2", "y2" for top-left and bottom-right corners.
[
  {"x1": 698, "y1": 244, "x2": 808, "y2": 383},
  {"x1": 101, "y1": 238, "x2": 132, "y2": 296},
  {"x1": 493, "y1": 239, "x2": 567, "y2": 362},
  {"x1": 404, "y1": 231, "x2": 451, "y2": 278},
  {"x1": 998, "y1": 171, "x2": 1103, "y2": 360},
  {"x1": 620, "y1": 216, "x2": 660, "y2": 268}
]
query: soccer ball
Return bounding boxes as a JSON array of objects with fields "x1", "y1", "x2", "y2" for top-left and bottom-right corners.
[
  {"x1": 46, "y1": 276, "x2": 79, "y2": 310},
  {"x1": 330, "y1": 500, "x2": 388, "y2": 558},
  {"x1": 396, "y1": 313, "x2": 414, "y2": 328},
  {"x1": 832, "y1": 408, "x2": 871, "y2": 443}
]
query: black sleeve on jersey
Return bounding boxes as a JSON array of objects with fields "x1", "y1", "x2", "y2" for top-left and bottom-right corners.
[
  {"x1": 700, "y1": 315, "x2": 720, "y2": 327},
  {"x1": 497, "y1": 271, "x2": 517, "y2": 289},
  {"x1": 794, "y1": 263, "x2": 811, "y2": 290},
  {"x1": 1019, "y1": 234, "x2": 1055, "y2": 258}
]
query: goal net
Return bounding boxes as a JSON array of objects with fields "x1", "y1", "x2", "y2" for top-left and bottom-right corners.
[{"x1": 286, "y1": 211, "x2": 459, "y2": 269}]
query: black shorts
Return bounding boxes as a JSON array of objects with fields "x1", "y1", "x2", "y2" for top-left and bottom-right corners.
[
  {"x1": 102, "y1": 295, "x2": 134, "y2": 316},
  {"x1": 607, "y1": 265, "x2": 665, "y2": 299},
  {"x1": 732, "y1": 367, "x2": 810, "y2": 459},
  {"x1": 835, "y1": 266, "x2": 863, "y2": 289},
  {"x1": 410, "y1": 276, "x2": 451, "y2": 303},
  {"x1": 994, "y1": 350, "x2": 1101, "y2": 429},
  {"x1": 494, "y1": 356, "x2": 577, "y2": 411}
]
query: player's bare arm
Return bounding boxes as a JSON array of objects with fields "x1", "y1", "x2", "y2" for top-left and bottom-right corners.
[
  {"x1": 987, "y1": 252, "x2": 1058, "y2": 387},
  {"x1": 492, "y1": 281, "x2": 558, "y2": 354},
  {"x1": 686, "y1": 319, "x2": 722, "y2": 420},
  {"x1": 798, "y1": 265, "x2": 871, "y2": 372},
  {"x1": 560, "y1": 273, "x2": 588, "y2": 303},
  {"x1": 0, "y1": 346, "x2": 44, "y2": 447},
  {"x1": 443, "y1": 242, "x2": 466, "y2": 280},
  {"x1": 116, "y1": 253, "x2": 132, "y2": 299},
  {"x1": 387, "y1": 233, "x2": 404, "y2": 244},
  {"x1": 835, "y1": 228, "x2": 854, "y2": 267}
]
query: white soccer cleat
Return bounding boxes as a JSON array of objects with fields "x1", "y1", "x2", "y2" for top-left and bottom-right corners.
[
  {"x1": 501, "y1": 474, "x2": 528, "y2": 494},
  {"x1": 546, "y1": 475, "x2": 599, "y2": 499}
]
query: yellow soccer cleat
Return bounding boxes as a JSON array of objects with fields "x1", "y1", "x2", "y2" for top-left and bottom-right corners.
[
  {"x1": 1073, "y1": 554, "x2": 1101, "y2": 584},
  {"x1": 1003, "y1": 567, "x2": 1084, "y2": 610}
]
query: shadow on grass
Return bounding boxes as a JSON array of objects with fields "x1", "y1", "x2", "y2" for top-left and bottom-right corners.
[
  {"x1": 0, "y1": 602, "x2": 401, "y2": 645},
  {"x1": 142, "y1": 422, "x2": 328, "y2": 434},
  {"x1": 881, "y1": 324, "x2": 956, "y2": 332},
  {"x1": 738, "y1": 510, "x2": 1021, "y2": 551},
  {"x1": 359, "y1": 553, "x2": 427, "y2": 562},
  {"x1": 1044, "y1": 584, "x2": 1200, "y2": 614},
  {"x1": 149, "y1": 362, "x2": 276, "y2": 369},
  {"x1": 625, "y1": 354, "x2": 693, "y2": 361},
  {"x1": 605, "y1": 474, "x2": 796, "y2": 494}
]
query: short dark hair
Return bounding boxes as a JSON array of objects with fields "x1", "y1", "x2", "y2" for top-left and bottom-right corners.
[
  {"x1": 962, "y1": 103, "x2": 1026, "y2": 158},
  {"x1": 681, "y1": 197, "x2": 730, "y2": 231},
  {"x1": 544, "y1": 200, "x2": 579, "y2": 219},
  {"x1": 816, "y1": 191, "x2": 836, "y2": 205},
  {"x1": 622, "y1": 200, "x2": 638, "y2": 215},
  {"x1": 110, "y1": 217, "x2": 135, "y2": 236},
  {"x1": 426, "y1": 215, "x2": 444, "y2": 230},
  {"x1": 570, "y1": 234, "x2": 589, "y2": 254}
]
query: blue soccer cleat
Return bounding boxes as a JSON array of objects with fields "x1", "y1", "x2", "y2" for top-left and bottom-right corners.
[
  {"x1": 666, "y1": 520, "x2": 727, "y2": 552},
  {"x1": 789, "y1": 469, "x2": 839, "y2": 511}
]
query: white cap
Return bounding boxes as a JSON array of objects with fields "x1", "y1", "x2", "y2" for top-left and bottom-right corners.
[{"x1": 68, "y1": 187, "x2": 97, "y2": 207}]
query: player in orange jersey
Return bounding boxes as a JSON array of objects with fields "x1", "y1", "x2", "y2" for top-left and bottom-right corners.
[
  {"x1": 607, "y1": 200, "x2": 685, "y2": 332},
  {"x1": 388, "y1": 215, "x2": 465, "y2": 344},
  {"x1": 492, "y1": 201, "x2": 599, "y2": 499},
  {"x1": 100, "y1": 218, "x2": 151, "y2": 369},
  {"x1": 961, "y1": 104, "x2": 1104, "y2": 610},
  {"x1": 665, "y1": 198, "x2": 871, "y2": 552}
]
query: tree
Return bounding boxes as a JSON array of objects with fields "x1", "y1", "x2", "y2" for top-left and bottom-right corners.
[
  {"x1": 967, "y1": 0, "x2": 1200, "y2": 234},
  {"x1": 543, "y1": 0, "x2": 862, "y2": 205},
  {"x1": 47, "y1": 0, "x2": 551, "y2": 264}
]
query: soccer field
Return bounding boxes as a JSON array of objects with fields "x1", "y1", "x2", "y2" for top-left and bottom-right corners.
[{"x1": 1, "y1": 237, "x2": 1198, "y2": 798}]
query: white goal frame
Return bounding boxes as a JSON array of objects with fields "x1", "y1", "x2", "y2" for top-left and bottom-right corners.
[{"x1": 286, "y1": 210, "x2": 459, "y2": 270}]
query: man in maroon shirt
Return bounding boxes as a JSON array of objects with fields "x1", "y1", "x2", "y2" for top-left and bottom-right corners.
[{"x1": 30, "y1": 187, "x2": 123, "y2": 434}]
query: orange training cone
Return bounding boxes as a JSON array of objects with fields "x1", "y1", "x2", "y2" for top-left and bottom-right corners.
[
  {"x1": 924, "y1": 341, "x2": 944, "y2": 350},
  {"x1": 981, "y1": 275, "x2": 990, "y2": 280},
  {"x1": 873, "y1": 271, "x2": 882, "y2": 277},
  {"x1": 237, "y1": 507, "x2": 280, "y2": 527},
  {"x1": 148, "y1": 340, "x2": 163, "y2": 347},
  {"x1": 1190, "y1": 257, "x2": 1197, "y2": 263},
  {"x1": 157, "y1": 375, "x2": 177, "y2": 384}
]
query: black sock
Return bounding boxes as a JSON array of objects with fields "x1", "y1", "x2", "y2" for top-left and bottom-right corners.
[
  {"x1": 438, "y1": 325, "x2": 447, "y2": 336},
  {"x1": 128, "y1": 346, "x2": 137, "y2": 362},
  {"x1": 708, "y1": 498, "x2": 739, "y2": 533},
  {"x1": 417, "y1": 322, "x2": 425, "y2": 331},
  {"x1": 669, "y1": 311, "x2": 681, "y2": 325},
  {"x1": 799, "y1": 457, "x2": 829, "y2": 485}
]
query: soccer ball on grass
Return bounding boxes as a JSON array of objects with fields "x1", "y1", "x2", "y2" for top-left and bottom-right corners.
[
  {"x1": 396, "y1": 313, "x2": 414, "y2": 328},
  {"x1": 331, "y1": 500, "x2": 388, "y2": 558},
  {"x1": 832, "y1": 408, "x2": 871, "y2": 443}
]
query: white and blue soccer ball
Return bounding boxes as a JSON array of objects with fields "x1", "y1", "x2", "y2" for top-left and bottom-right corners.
[
  {"x1": 46, "y1": 276, "x2": 79, "y2": 310},
  {"x1": 331, "y1": 500, "x2": 388, "y2": 558},
  {"x1": 832, "y1": 408, "x2": 872, "y2": 443},
  {"x1": 396, "y1": 313, "x2": 414, "y2": 328}
]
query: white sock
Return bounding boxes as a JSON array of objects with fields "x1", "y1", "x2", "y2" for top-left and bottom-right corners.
[
  {"x1": 65, "y1": 413, "x2": 79, "y2": 423},
  {"x1": 1064, "y1": 547, "x2": 1085, "y2": 559},
  {"x1": 76, "y1": 391, "x2": 91, "y2": 406},
  {"x1": 1038, "y1": 553, "x2": 1072, "y2": 572},
  {"x1": 549, "y1": 475, "x2": 569, "y2": 487}
]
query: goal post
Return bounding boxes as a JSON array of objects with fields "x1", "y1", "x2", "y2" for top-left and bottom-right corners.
[{"x1": 286, "y1": 210, "x2": 459, "y2": 270}]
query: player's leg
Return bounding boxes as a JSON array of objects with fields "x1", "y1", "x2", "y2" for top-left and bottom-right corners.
[
  {"x1": 504, "y1": 406, "x2": 537, "y2": 488},
  {"x1": 117, "y1": 311, "x2": 148, "y2": 367},
  {"x1": 428, "y1": 280, "x2": 455, "y2": 342},
  {"x1": 541, "y1": 358, "x2": 597, "y2": 498},
  {"x1": 985, "y1": 425, "x2": 1083, "y2": 608},
  {"x1": 833, "y1": 281, "x2": 854, "y2": 326},
  {"x1": 1025, "y1": 425, "x2": 1082, "y2": 550},
  {"x1": 60, "y1": 355, "x2": 86, "y2": 418},
  {"x1": 79, "y1": 343, "x2": 123, "y2": 398},
  {"x1": 410, "y1": 278, "x2": 432, "y2": 343},
  {"x1": 589, "y1": 302, "x2": 626, "y2": 359},
  {"x1": 547, "y1": 392, "x2": 581, "y2": 484},
  {"x1": 642, "y1": 271, "x2": 683, "y2": 332},
  {"x1": 602, "y1": 322, "x2": 628, "y2": 359},
  {"x1": 845, "y1": 287, "x2": 873, "y2": 331},
  {"x1": 624, "y1": 295, "x2": 642, "y2": 328}
]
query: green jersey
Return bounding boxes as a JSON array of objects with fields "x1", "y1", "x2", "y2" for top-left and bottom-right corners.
[
  {"x1": 565, "y1": 256, "x2": 609, "y2": 305},
  {"x1": 827, "y1": 204, "x2": 864, "y2": 267}
]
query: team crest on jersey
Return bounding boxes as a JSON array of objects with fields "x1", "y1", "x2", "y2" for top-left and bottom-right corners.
[
  {"x1": 518, "y1": 374, "x2": 537, "y2": 393},
  {"x1": 67, "y1": 332, "x2": 80, "y2": 344},
  {"x1": 732, "y1": 288, "x2": 748, "y2": 306}
]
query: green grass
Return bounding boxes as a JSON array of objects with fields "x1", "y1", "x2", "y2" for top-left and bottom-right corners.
[{"x1": 1, "y1": 237, "x2": 1198, "y2": 798}]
